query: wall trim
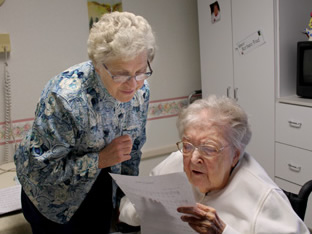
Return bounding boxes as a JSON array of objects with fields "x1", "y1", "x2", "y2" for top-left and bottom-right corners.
[
  {"x1": 0, "y1": 96, "x2": 190, "y2": 145},
  {"x1": 147, "y1": 96, "x2": 188, "y2": 121}
]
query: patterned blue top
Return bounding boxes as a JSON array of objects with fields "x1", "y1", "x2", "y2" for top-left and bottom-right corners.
[{"x1": 14, "y1": 61, "x2": 149, "y2": 224}]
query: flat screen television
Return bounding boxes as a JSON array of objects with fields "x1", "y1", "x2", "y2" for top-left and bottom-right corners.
[{"x1": 297, "y1": 41, "x2": 312, "y2": 98}]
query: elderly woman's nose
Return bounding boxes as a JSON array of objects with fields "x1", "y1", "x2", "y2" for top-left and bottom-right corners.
[
  {"x1": 125, "y1": 76, "x2": 137, "y2": 86},
  {"x1": 190, "y1": 149, "x2": 203, "y2": 163}
]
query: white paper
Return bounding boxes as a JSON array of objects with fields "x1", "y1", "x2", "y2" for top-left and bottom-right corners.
[
  {"x1": 0, "y1": 185, "x2": 22, "y2": 215},
  {"x1": 236, "y1": 30, "x2": 265, "y2": 55},
  {"x1": 110, "y1": 172, "x2": 196, "y2": 234}
]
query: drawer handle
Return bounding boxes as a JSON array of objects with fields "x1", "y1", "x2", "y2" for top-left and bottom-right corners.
[
  {"x1": 234, "y1": 88, "x2": 238, "y2": 101},
  {"x1": 226, "y1": 86, "x2": 231, "y2": 98},
  {"x1": 288, "y1": 163, "x2": 301, "y2": 172},
  {"x1": 288, "y1": 120, "x2": 302, "y2": 128}
]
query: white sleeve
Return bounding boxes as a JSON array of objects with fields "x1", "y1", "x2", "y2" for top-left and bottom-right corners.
[
  {"x1": 223, "y1": 224, "x2": 241, "y2": 234},
  {"x1": 255, "y1": 189, "x2": 310, "y2": 234},
  {"x1": 149, "y1": 151, "x2": 183, "y2": 176},
  {"x1": 119, "y1": 196, "x2": 141, "y2": 226}
]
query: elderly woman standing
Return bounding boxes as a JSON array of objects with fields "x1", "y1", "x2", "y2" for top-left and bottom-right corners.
[
  {"x1": 14, "y1": 11, "x2": 156, "y2": 234},
  {"x1": 120, "y1": 95, "x2": 309, "y2": 233}
]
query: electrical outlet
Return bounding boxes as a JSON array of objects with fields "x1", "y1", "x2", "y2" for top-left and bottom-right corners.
[{"x1": 0, "y1": 34, "x2": 11, "y2": 53}]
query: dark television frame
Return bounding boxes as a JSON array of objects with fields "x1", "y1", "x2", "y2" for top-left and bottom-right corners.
[{"x1": 297, "y1": 41, "x2": 312, "y2": 98}]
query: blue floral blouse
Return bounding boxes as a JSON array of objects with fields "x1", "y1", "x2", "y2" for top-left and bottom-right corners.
[{"x1": 14, "y1": 61, "x2": 150, "y2": 224}]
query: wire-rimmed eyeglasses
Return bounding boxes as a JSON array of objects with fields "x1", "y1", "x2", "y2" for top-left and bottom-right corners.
[
  {"x1": 102, "y1": 61, "x2": 153, "y2": 83},
  {"x1": 176, "y1": 141, "x2": 229, "y2": 158}
]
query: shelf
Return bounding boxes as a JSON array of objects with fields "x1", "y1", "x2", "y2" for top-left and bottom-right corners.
[{"x1": 277, "y1": 95, "x2": 312, "y2": 108}]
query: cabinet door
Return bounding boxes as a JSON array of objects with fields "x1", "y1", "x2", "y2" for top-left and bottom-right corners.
[
  {"x1": 232, "y1": 0, "x2": 275, "y2": 178},
  {"x1": 197, "y1": 0, "x2": 234, "y2": 98}
]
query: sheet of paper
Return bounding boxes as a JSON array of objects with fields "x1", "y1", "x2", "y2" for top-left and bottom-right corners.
[
  {"x1": 0, "y1": 185, "x2": 22, "y2": 215},
  {"x1": 236, "y1": 30, "x2": 265, "y2": 55},
  {"x1": 110, "y1": 172, "x2": 196, "y2": 234}
]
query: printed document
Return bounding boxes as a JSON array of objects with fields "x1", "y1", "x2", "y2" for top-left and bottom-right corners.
[{"x1": 110, "y1": 172, "x2": 196, "y2": 234}]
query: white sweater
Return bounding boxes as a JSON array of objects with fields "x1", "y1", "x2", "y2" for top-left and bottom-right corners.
[{"x1": 120, "y1": 151, "x2": 310, "y2": 234}]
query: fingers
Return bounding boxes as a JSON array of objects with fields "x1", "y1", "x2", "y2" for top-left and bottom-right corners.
[
  {"x1": 116, "y1": 134, "x2": 132, "y2": 143},
  {"x1": 177, "y1": 203, "x2": 226, "y2": 234},
  {"x1": 180, "y1": 215, "x2": 216, "y2": 234},
  {"x1": 178, "y1": 204, "x2": 213, "y2": 228},
  {"x1": 112, "y1": 135, "x2": 133, "y2": 155},
  {"x1": 98, "y1": 135, "x2": 133, "y2": 168},
  {"x1": 178, "y1": 203, "x2": 214, "y2": 219}
]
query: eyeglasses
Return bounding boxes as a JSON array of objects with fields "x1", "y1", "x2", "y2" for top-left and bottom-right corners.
[
  {"x1": 176, "y1": 141, "x2": 229, "y2": 158},
  {"x1": 102, "y1": 61, "x2": 153, "y2": 83}
]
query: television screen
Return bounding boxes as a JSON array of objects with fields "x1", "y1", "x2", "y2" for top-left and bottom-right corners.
[
  {"x1": 297, "y1": 41, "x2": 312, "y2": 98},
  {"x1": 303, "y1": 49, "x2": 312, "y2": 84}
]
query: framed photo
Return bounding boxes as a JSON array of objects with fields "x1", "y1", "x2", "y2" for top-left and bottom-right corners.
[
  {"x1": 87, "y1": 0, "x2": 122, "y2": 29},
  {"x1": 210, "y1": 1, "x2": 220, "y2": 24}
]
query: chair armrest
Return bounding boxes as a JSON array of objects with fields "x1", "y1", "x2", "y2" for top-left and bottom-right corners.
[{"x1": 298, "y1": 180, "x2": 312, "y2": 201}]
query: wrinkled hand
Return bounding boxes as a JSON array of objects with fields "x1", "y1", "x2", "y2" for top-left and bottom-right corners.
[
  {"x1": 177, "y1": 203, "x2": 226, "y2": 234},
  {"x1": 98, "y1": 135, "x2": 132, "y2": 168}
]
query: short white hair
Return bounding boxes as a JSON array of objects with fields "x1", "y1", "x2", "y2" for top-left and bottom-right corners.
[
  {"x1": 87, "y1": 11, "x2": 156, "y2": 66},
  {"x1": 177, "y1": 95, "x2": 252, "y2": 156}
]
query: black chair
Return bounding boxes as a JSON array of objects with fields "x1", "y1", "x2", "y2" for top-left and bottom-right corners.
[
  {"x1": 115, "y1": 222, "x2": 140, "y2": 233},
  {"x1": 283, "y1": 180, "x2": 312, "y2": 220}
]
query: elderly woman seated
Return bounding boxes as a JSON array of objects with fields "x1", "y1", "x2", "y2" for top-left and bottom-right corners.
[{"x1": 119, "y1": 95, "x2": 309, "y2": 233}]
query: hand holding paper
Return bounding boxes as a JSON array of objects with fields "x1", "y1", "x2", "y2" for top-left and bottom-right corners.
[{"x1": 110, "y1": 172, "x2": 196, "y2": 234}]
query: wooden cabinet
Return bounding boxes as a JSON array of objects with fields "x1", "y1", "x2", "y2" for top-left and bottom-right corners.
[{"x1": 197, "y1": 0, "x2": 275, "y2": 178}]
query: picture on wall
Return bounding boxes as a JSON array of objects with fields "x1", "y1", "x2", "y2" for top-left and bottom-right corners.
[
  {"x1": 87, "y1": 0, "x2": 122, "y2": 29},
  {"x1": 210, "y1": 1, "x2": 220, "y2": 24}
]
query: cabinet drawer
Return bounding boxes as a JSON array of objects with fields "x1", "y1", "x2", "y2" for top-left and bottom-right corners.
[
  {"x1": 275, "y1": 143, "x2": 312, "y2": 186},
  {"x1": 276, "y1": 103, "x2": 312, "y2": 151}
]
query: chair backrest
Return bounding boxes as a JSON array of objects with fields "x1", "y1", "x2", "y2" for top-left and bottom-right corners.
[{"x1": 283, "y1": 180, "x2": 312, "y2": 220}]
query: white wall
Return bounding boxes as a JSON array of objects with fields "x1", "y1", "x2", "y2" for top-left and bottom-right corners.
[
  {"x1": 123, "y1": 0, "x2": 201, "y2": 159},
  {"x1": 0, "y1": 0, "x2": 201, "y2": 165},
  {"x1": 0, "y1": 0, "x2": 90, "y2": 119}
]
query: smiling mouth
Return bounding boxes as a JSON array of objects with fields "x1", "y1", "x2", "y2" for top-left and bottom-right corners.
[{"x1": 122, "y1": 90, "x2": 134, "y2": 95}]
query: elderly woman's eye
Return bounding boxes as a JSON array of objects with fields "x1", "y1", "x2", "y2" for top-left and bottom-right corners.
[
  {"x1": 183, "y1": 143, "x2": 193, "y2": 153},
  {"x1": 201, "y1": 146, "x2": 218, "y2": 155}
]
